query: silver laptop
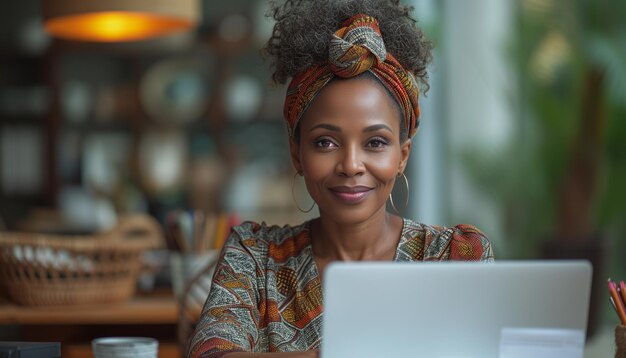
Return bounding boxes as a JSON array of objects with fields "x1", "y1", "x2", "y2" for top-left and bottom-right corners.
[{"x1": 321, "y1": 261, "x2": 592, "y2": 358}]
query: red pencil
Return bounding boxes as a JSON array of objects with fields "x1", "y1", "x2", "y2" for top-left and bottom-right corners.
[
  {"x1": 620, "y1": 281, "x2": 626, "y2": 309},
  {"x1": 609, "y1": 280, "x2": 626, "y2": 324},
  {"x1": 611, "y1": 297, "x2": 619, "y2": 316}
]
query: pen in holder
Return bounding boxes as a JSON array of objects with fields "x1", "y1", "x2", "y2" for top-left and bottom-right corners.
[
  {"x1": 165, "y1": 210, "x2": 240, "y2": 299},
  {"x1": 617, "y1": 325, "x2": 626, "y2": 358},
  {"x1": 608, "y1": 278, "x2": 626, "y2": 357}
]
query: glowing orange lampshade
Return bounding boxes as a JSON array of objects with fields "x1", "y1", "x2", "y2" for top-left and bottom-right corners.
[{"x1": 43, "y1": 0, "x2": 199, "y2": 42}]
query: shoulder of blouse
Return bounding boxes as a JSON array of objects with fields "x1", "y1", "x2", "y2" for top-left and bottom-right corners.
[
  {"x1": 223, "y1": 220, "x2": 311, "y2": 262},
  {"x1": 403, "y1": 219, "x2": 494, "y2": 262}
]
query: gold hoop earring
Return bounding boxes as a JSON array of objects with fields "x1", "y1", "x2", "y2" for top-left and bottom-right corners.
[
  {"x1": 389, "y1": 172, "x2": 409, "y2": 214},
  {"x1": 292, "y1": 172, "x2": 315, "y2": 213}
]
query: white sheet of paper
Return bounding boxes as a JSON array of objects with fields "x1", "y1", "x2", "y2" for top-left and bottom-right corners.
[{"x1": 499, "y1": 328, "x2": 585, "y2": 358}]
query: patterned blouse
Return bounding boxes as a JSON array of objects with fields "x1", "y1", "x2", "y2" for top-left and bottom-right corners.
[{"x1": 188, "y1": 218, "x2": 494, "y2": 357}]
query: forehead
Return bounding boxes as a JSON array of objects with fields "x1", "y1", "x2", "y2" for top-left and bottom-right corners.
[{"x1": 300, "y1": 76, "x2": 401, "y2": 131}]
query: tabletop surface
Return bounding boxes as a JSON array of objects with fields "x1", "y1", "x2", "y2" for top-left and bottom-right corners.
[{"x1": 0, "y1": 295, "x2": 178, "y2": 325}]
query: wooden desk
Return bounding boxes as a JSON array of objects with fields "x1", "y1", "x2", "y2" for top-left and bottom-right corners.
[
  {"x1": 0, "y1": 296, "x2": 178, "y2": 325},
  {"x1": 0, "y1": 294, "x2": 181, "y2": 358}
]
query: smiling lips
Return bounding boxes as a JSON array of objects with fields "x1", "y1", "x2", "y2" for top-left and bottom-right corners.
[{"x1": 329, "y1": 186, "x2": 373, "y2": 204}]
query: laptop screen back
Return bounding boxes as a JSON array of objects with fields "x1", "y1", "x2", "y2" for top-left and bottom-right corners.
[{"x1": 321, "y1": 261, "x2": 592, "y2": 358}]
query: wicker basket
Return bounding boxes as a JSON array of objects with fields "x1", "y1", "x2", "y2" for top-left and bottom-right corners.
[{"x1": 0, "y1": 214, "x2": 163, "y2": 306}]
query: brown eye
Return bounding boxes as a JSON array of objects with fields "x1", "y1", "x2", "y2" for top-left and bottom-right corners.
[
  {"x1": 315, "y1": 139, "x2": 337, "y2": 148},
  {"x1": 366, "y1": 137, "x2": 389, "y2": 148}
]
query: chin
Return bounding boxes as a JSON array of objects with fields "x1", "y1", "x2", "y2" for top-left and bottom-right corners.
[{"x1": 319, "y1": 205, "x2": 385, "y2": 225}]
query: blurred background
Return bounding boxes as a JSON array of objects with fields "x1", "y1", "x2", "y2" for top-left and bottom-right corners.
[{"x1": 0, "y1": 0, "x2": 624, "y2": 357}]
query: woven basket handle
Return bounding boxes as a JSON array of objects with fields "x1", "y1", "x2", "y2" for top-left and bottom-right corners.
[{"x1": 107, "y1": 214, "x2": 164, "y2": 248}]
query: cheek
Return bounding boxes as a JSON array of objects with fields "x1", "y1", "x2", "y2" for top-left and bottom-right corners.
[
  {"x1": 299, "y1": 149, "x2": 332, "y2": 183},
  {"x1": 368, "y1": 152, "x2": 402, "y2": 184}
]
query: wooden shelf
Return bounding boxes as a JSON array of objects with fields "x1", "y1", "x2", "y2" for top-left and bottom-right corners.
[
  {"x1": 0, "y1": 295, "x2": 178, "y2": 325},
  {"x1": 0, "y1": 293, "x2": 182, "y2": 358}
]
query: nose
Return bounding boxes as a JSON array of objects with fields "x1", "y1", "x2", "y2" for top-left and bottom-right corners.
[{"x1": 336, "y1": 143, "x2": 365, "y2": 177}]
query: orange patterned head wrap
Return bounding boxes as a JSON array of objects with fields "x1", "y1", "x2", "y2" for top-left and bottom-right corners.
[{"x1": 283, "y1": 14, "x2": 421, "y2": 139}]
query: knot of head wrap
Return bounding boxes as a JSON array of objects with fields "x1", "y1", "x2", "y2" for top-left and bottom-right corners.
[
  {"x1": 329, "y1": 15, "x2": 386, "y2": 77},
  {"x1": 284, "y1": 14, "x2": 421, "y2": 139}
]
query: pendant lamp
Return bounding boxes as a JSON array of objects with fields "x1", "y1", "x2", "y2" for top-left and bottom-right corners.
[{"x1": 42, "y1": 0, "x2": 199, "y2": 42}]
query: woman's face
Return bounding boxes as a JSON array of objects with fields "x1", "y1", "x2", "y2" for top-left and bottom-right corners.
[{"x1": 290, "y1": 77, "x2": 411, "y2": 224}]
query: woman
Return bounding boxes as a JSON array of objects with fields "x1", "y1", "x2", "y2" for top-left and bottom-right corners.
[{"x1": 189, "y1": 1, "x2": 493, "y2": 357}]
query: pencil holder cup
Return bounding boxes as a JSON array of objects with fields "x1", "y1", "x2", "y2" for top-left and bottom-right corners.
[
  {"x1": 169, "y1": 251, "x2": 219, "y2": 300},
  {"x1": 616, "y1": 325, "x2": 626, "y2": 358}
]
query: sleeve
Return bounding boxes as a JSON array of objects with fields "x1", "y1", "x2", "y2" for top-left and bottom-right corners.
[
  {"x1": 448, "y1": 224, "x2": 494, "y2": 262},
  {"x1": 423, "y1": 224, "x2": 494, "y2": 262},
  {"x1": 187, "y1": 225, "x2": 264, "y2": 358}
]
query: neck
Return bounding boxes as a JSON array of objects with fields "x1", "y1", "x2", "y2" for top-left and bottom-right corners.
[{"x1": 311, "y1": 208, "x2": 402, "y2": 262}]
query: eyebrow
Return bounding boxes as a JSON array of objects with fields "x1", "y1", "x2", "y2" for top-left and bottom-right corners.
[
  {"x1": 310, "y1": 123, "x2": 341, "y2": 132},
  {"x1": 363, "y1": 124, "x2": 393, "y2": 133},
  {"x1": 308, "y1": 123, "x2": 393, "y2": 133}
]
